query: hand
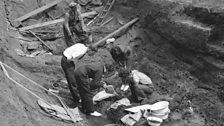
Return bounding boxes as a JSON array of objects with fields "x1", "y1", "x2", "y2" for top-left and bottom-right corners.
[
  {"x1": 100, "y1": 81, "x2": 107, "y2": 88},
  {"x1": 68, "y1": 32, "x2": 72, "y2": 37},
  {"x1": 104, "y1": 85, "x2": 115, "y2": 94}
]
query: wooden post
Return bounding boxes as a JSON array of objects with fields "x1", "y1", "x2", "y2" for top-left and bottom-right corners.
[
  {"x1": 94, "y1": 17, "x2": 139, "y2": 46},
  {"x1": 14, "y1": 0, "x2": 62, "y2": 22}
]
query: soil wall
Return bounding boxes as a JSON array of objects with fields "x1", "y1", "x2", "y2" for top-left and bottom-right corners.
[
  {"x1": 0, "y1": 0, "x2": 224, "y2": 126},
  {"x1": 114, "y1": 0, "x2": 224, "y2": 125}
]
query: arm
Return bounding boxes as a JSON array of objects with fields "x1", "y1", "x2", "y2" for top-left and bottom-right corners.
[
  {"x1": 132, "y1": 73, "x2": 140, "y2": 85},
  {"x1": 90, "y1": 68, "x2": 103, "y2": 89},
  {"x1": 125, "y1": 47, "x2": 133, "y2": 70},
  {"x1": 64, "y1": 13, "x2": 72, "y2": 36},
  {"x1": 77, "y1": 7, "x2": 88, "y2": 33},
  {"x1": 109, "y1": 46, "x2": 122, "y2": 65}
]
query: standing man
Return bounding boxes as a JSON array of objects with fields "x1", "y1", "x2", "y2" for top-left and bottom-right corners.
[
  {"x1": 118, "y1": 69, "x2": 154, "y2": 103},
  {"x1": 63, "y1": 2, "x2": 92, "y2": 47},
  {"x1": 74, "y1": 64, "x2": 114, "y2": 116},
  {"x1": 61, "y1": 43, "x2": 88, "y2": 103}
]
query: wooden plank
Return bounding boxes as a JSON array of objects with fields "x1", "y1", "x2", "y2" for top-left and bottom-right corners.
[
  {"x1": 20, "y1": 18, "x2": 64, "y2": 31},
  {"x1": 94, "y1": 17, "x2": 139, "y2": 46},
  {"x1": 19, "y1": 11, "x2": 97, "y2": 31},
  {"x1": 81, "y1": 11, "x2": 97, "y2": 18},
  {"x1": 100, "y1": 17, "x2": 113, "y2": 27},
  {"x1": 15, "y1": 0, "x2": 62, "y2": 22},
  {"x1": 29, "y1": 31, "x2": 52, "y2": 51}
]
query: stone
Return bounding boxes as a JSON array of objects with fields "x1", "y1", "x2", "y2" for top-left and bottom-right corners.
[{"x1": 27, "y1": 41, "x2": 40, "y2": 50}]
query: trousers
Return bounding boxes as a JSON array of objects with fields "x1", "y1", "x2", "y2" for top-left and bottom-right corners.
[
  {"x1": 61, "y1": 55, "x2": 80, "y2": 102},
  {"x1": 74, "y1": 70, "x2": 94, "y2": 113},
  {"x1": 130, "y1": 84, "x2": 154, "y2": 102}
]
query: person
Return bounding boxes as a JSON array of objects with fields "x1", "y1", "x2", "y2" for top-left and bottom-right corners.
[
  {"x1": 118, "y1": 69, "x2": 154, "y2": 103},
  {"x1": 63, "y1": 2, "x2": 92, "y2": 47},
  {"x1": 61, "y1": 43, "x2": 97, "y2": 104},
  {"x1": 106, "y1": 39, "x2": 133, "y2": 70},
  {"x1": 74, "y1": 63, "x2": 114, "y2": 116}
]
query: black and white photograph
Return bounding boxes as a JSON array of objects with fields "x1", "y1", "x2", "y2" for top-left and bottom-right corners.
[{"x1": 0, "y1": 0, "x2": 223, "y2": 125}]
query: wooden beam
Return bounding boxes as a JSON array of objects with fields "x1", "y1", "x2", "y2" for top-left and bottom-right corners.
[
  {"x1": 20, "y1": 18, "x2": 64, "y2": 31},
  {"x1": 100, "y1": 17, "x2": 113, "y2": 27},
  {"x1": 94, "y1": 17, "x2": 139, "y2": 46},
  {"x1": 15, "y1": 0, "x2": 62, "y2": 22},
  {"x1": 81, "y1": 11, "x2": 97, "y2": 18},
  {"x1": 29, "y1": 31, "x2": 52, "y2": 51},
  {"x1": 19, "y1": 11, "x2": 97, "y2": 31}
]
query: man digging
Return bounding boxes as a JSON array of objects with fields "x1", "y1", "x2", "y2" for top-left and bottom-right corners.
[{"x1": 74, "y1": 63, "x2": 115, "y2": 117}]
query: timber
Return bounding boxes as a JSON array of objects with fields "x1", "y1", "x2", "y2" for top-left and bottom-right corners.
[
  {"x1": 20, "y1": 19, "x2": 64, "y2": 31},
  {"x1": 100, "y1": 17, "x2": 113, "y2": 27},
  {"x1": 94, "y1": 17, "x2": 139, "y2": 46},
  {"x1": 15, "y1": 0, "x2": 62, "y2": 22},
  {"x1": 19, "y1": 11, "x2": 97, "y2": 31},
  {"x1": 29, "y1": 31, "x2": 52, "y2": 51}
]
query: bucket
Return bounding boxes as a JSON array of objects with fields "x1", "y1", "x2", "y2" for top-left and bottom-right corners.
[{"x1": 147, "y1": 116, "x2": 162, "y2": 126}]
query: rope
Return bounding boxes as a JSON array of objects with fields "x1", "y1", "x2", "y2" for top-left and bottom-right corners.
[
  {"x1": 0, "y1": 61, "x2": 83, "y2": 125},
  {"x1": 0, "y1": 62, "x2": 44, "y2": 101},
  {"x1": 1, "y1": 61, "x2": 58, "y2": 97}
]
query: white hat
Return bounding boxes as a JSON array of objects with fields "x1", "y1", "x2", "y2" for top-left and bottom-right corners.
[
  {"x1": 69, "y1": 2, "x2": 78, "y2": 7},
  {"x1": 63, "y1": 43, "x2": 88, "y2": 60},
  {"x1": 106, "y1": 38, "x2": 115, "y2": 44}
]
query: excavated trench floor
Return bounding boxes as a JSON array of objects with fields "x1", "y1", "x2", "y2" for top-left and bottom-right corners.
[{"x1": 0, "y1": 0, "x2": 224, "y2": 126}]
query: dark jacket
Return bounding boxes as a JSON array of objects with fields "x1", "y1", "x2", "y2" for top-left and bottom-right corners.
[{"x1": 75, "y1": 64, "x2": 103, "y2": 90}]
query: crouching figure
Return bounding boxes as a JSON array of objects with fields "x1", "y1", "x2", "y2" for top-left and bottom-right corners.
[{"x1": 119, "y1": 69, "x2": 155, "y2": 103}]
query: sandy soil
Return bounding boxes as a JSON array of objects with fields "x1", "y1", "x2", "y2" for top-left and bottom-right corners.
[{"x1": 0, "y1": 0, "x2": 224, "y2": 126}]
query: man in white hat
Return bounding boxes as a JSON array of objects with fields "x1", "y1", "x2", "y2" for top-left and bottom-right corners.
[
  {"x1": 61, "y1": 43, "x2": 97, "y2": 104},
  {"x1": 63, "y1": 2, "x2": 91, "y2": 47}
]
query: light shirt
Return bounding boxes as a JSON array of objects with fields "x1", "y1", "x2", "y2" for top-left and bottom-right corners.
[
  {"x1": 131, "y1": 70, "x2": 153, "y2": 85},
  {"x1": 63, "y1": 43, "x2": 88, "y2": 60}
]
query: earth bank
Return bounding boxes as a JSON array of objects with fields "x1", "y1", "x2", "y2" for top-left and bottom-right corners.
[{"x1": 0, "y1": 0, "x2": 223, "y2": 126}]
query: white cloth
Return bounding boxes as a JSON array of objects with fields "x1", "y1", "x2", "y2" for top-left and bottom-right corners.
[
  {"x1": 110, "y1": 98, "x2": 131, "y2": 109},
  {"x1": 125, "y1": 104, "x2": 152, "y2": 113},
  {"x1": 37, "y1": 100, "x2": 82, "y2": 122},
  {"x1": 120, "y1": 84, "x2": 130, "y2": 91},
  {"x1": 63, "y1": 43, "x2": 88, "y2": 60},
  {"x1": 131, "y1": 70, "x2": 153, "y2": 85},
  {"x1": 93, "y1": 90, "x2": 116, "y2": 103}
]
